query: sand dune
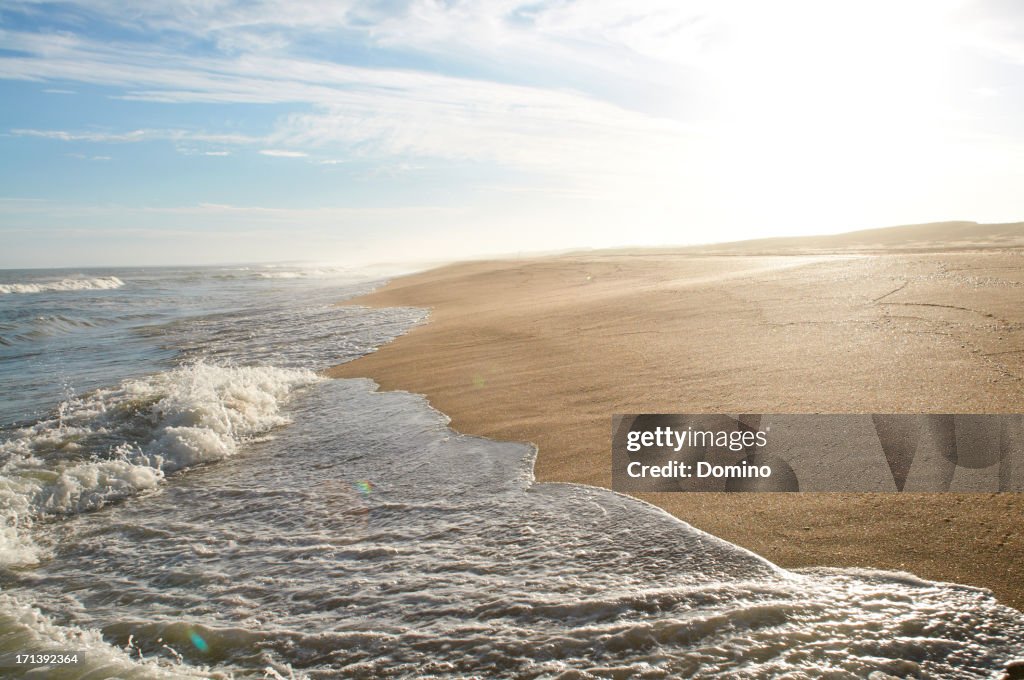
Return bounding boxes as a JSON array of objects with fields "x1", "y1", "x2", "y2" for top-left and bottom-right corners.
[{"x1": 680, "y1": 220, "x2": 1024, "y2": 254}]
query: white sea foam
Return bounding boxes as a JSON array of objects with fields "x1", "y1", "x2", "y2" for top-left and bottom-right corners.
[
  {"x1": 0, "y1": 594, "x2": 211, "y2": 679},
  {"x1": 9, "y1": 379, "x2": 1015, "y2": 678},
  {"x1": 0, "y1": 276, "x2": 125, "y2": 294},
  {"x1": 258, "y1": 271, "x2": 305, "y2": 279},
  {"x1": 256, "y1": 269, "x2": 350, "y2": 279},
  {"x1": 0, "y1": 363, "x2": 321, "y2": 566}
]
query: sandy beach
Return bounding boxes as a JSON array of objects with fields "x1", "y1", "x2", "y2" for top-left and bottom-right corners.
[{"x1": 329, "y1": 233, "x2": 1024, "y2": 608}]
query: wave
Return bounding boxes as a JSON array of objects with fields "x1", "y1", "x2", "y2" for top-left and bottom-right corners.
[
  {"x1": 0, "y1": 594, "x2": 212, "y2": 679},
  {"x1": 208, "y1": 269, "x2": 348, "y2": 281},
  {"x1": 257, "y1": 271, "x2": 305, "y2": 279},
  {"x1": 0, "y1": 276, "x2": 125, "y2": 295},
  {"x1": 0, "y1": 314, "x2": 131, "y2": 348},
  {"x1": 0, "y1": 363, "x2": 322, "y2": 566}
]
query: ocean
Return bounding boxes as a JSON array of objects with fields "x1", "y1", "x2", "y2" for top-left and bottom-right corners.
[{"x1": 0, "y1": 266, "x2": 1022, "y2": 679}]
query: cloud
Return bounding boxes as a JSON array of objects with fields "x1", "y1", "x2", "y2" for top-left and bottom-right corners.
[
  {"x1": 5, "y1": 0, "x2": 1024, "y2": 255},
  {"x1": 948, "y1": 0, "x2": 1024, "y2": 65},
  {"x1": 0, "y1": 1, "x2": 715, "y2": 66},
  {"x1": 259, "y1": 149, "x2": 308, "y2": 157},
  {"x1": 1, "y1": 27, "x2": 696, "y2": 181},
  {"x1": 11, "y1": 127, "x2": 258, "y2": 144},
  {"x1": 269, "y1": 91, "x2": 691, "y2": 182},
  {"x1": 16, "y1": 128, "x2": 147, "y2": 142},
  {"x1": 66, "y1": 152, "x2": 112, "y2": 160}
]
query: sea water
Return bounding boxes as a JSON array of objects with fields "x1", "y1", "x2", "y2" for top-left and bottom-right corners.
[{"x1": 0, "y1": 266, "x2": 1022, "y2": 679}]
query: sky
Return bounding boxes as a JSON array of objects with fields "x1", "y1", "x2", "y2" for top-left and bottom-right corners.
[{"x1": 1, "y1": 0, "x2": 1023, "y2": 267}]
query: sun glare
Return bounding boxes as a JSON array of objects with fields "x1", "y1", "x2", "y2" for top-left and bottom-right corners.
[{"x1": 705, "y1": 0, "x2": 963, "y2": 235}]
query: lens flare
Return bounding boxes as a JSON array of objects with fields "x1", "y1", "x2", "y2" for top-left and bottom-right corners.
[{"x1": 188, "y1": 630, "x2": 208, "y2": 653}]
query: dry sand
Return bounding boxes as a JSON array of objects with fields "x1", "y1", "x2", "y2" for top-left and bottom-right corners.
[{"x1": 329, "y1": 244, "x2": 1024, "y2": 608}]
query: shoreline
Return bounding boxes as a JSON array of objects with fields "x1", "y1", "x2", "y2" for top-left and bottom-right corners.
[{"x1": 329, "y1": 249, "x2": 1024, "y2": 609}]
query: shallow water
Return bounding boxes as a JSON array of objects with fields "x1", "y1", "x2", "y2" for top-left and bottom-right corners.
[
  {"x1": 1, "y1": 265, "x2": 1022, "y2": 678},
  {"x1": 0, "y1": 265, "x2": 415, "y2": 425}
]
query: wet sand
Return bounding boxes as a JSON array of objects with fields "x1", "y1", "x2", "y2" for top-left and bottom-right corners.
[{"x1": 329, "y1": 247, "x2": 1024, "y2": 608}]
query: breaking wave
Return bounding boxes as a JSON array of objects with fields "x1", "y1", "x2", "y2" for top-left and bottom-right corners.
[
  {"x1": 0, "y1": 594, "x2": 212, "y2": 679},
  {"x1": 0, "y1": 363, "x2": 321, "y2": 567},
  {"x1": 0, "y1": 276, "x2": 125, "y2": 295}
]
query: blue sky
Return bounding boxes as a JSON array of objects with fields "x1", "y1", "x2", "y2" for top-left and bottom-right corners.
[{"x1": 1, "y1": 0, "x2": 1023, "y2": 267}]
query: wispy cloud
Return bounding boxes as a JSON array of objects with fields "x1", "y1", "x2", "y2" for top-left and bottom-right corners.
[
  {"x1": 4, "y1": 0, "x2": 1024, "y2": 267},
  {"x1": 1, "y1": 28, "x2": 696, "y2": 182},
  {"x1": 66, "y1": 152, "x2": 112, "y2": 161},
  {"x1": 1, "y1": 0, "x2": 716, "y2": 68},
  {"x1": 15, "y1": 128, "x2": 148, "y2": 142},
  {"x1": 259, "y1": 149, "x2": 308, "y2": 158},
  {"x1": 5, "y1": 0, "x2": 1011, "y2": 186},
  {"x1": 12, "y1": 127, "x2": 259, "y2": 145}
]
